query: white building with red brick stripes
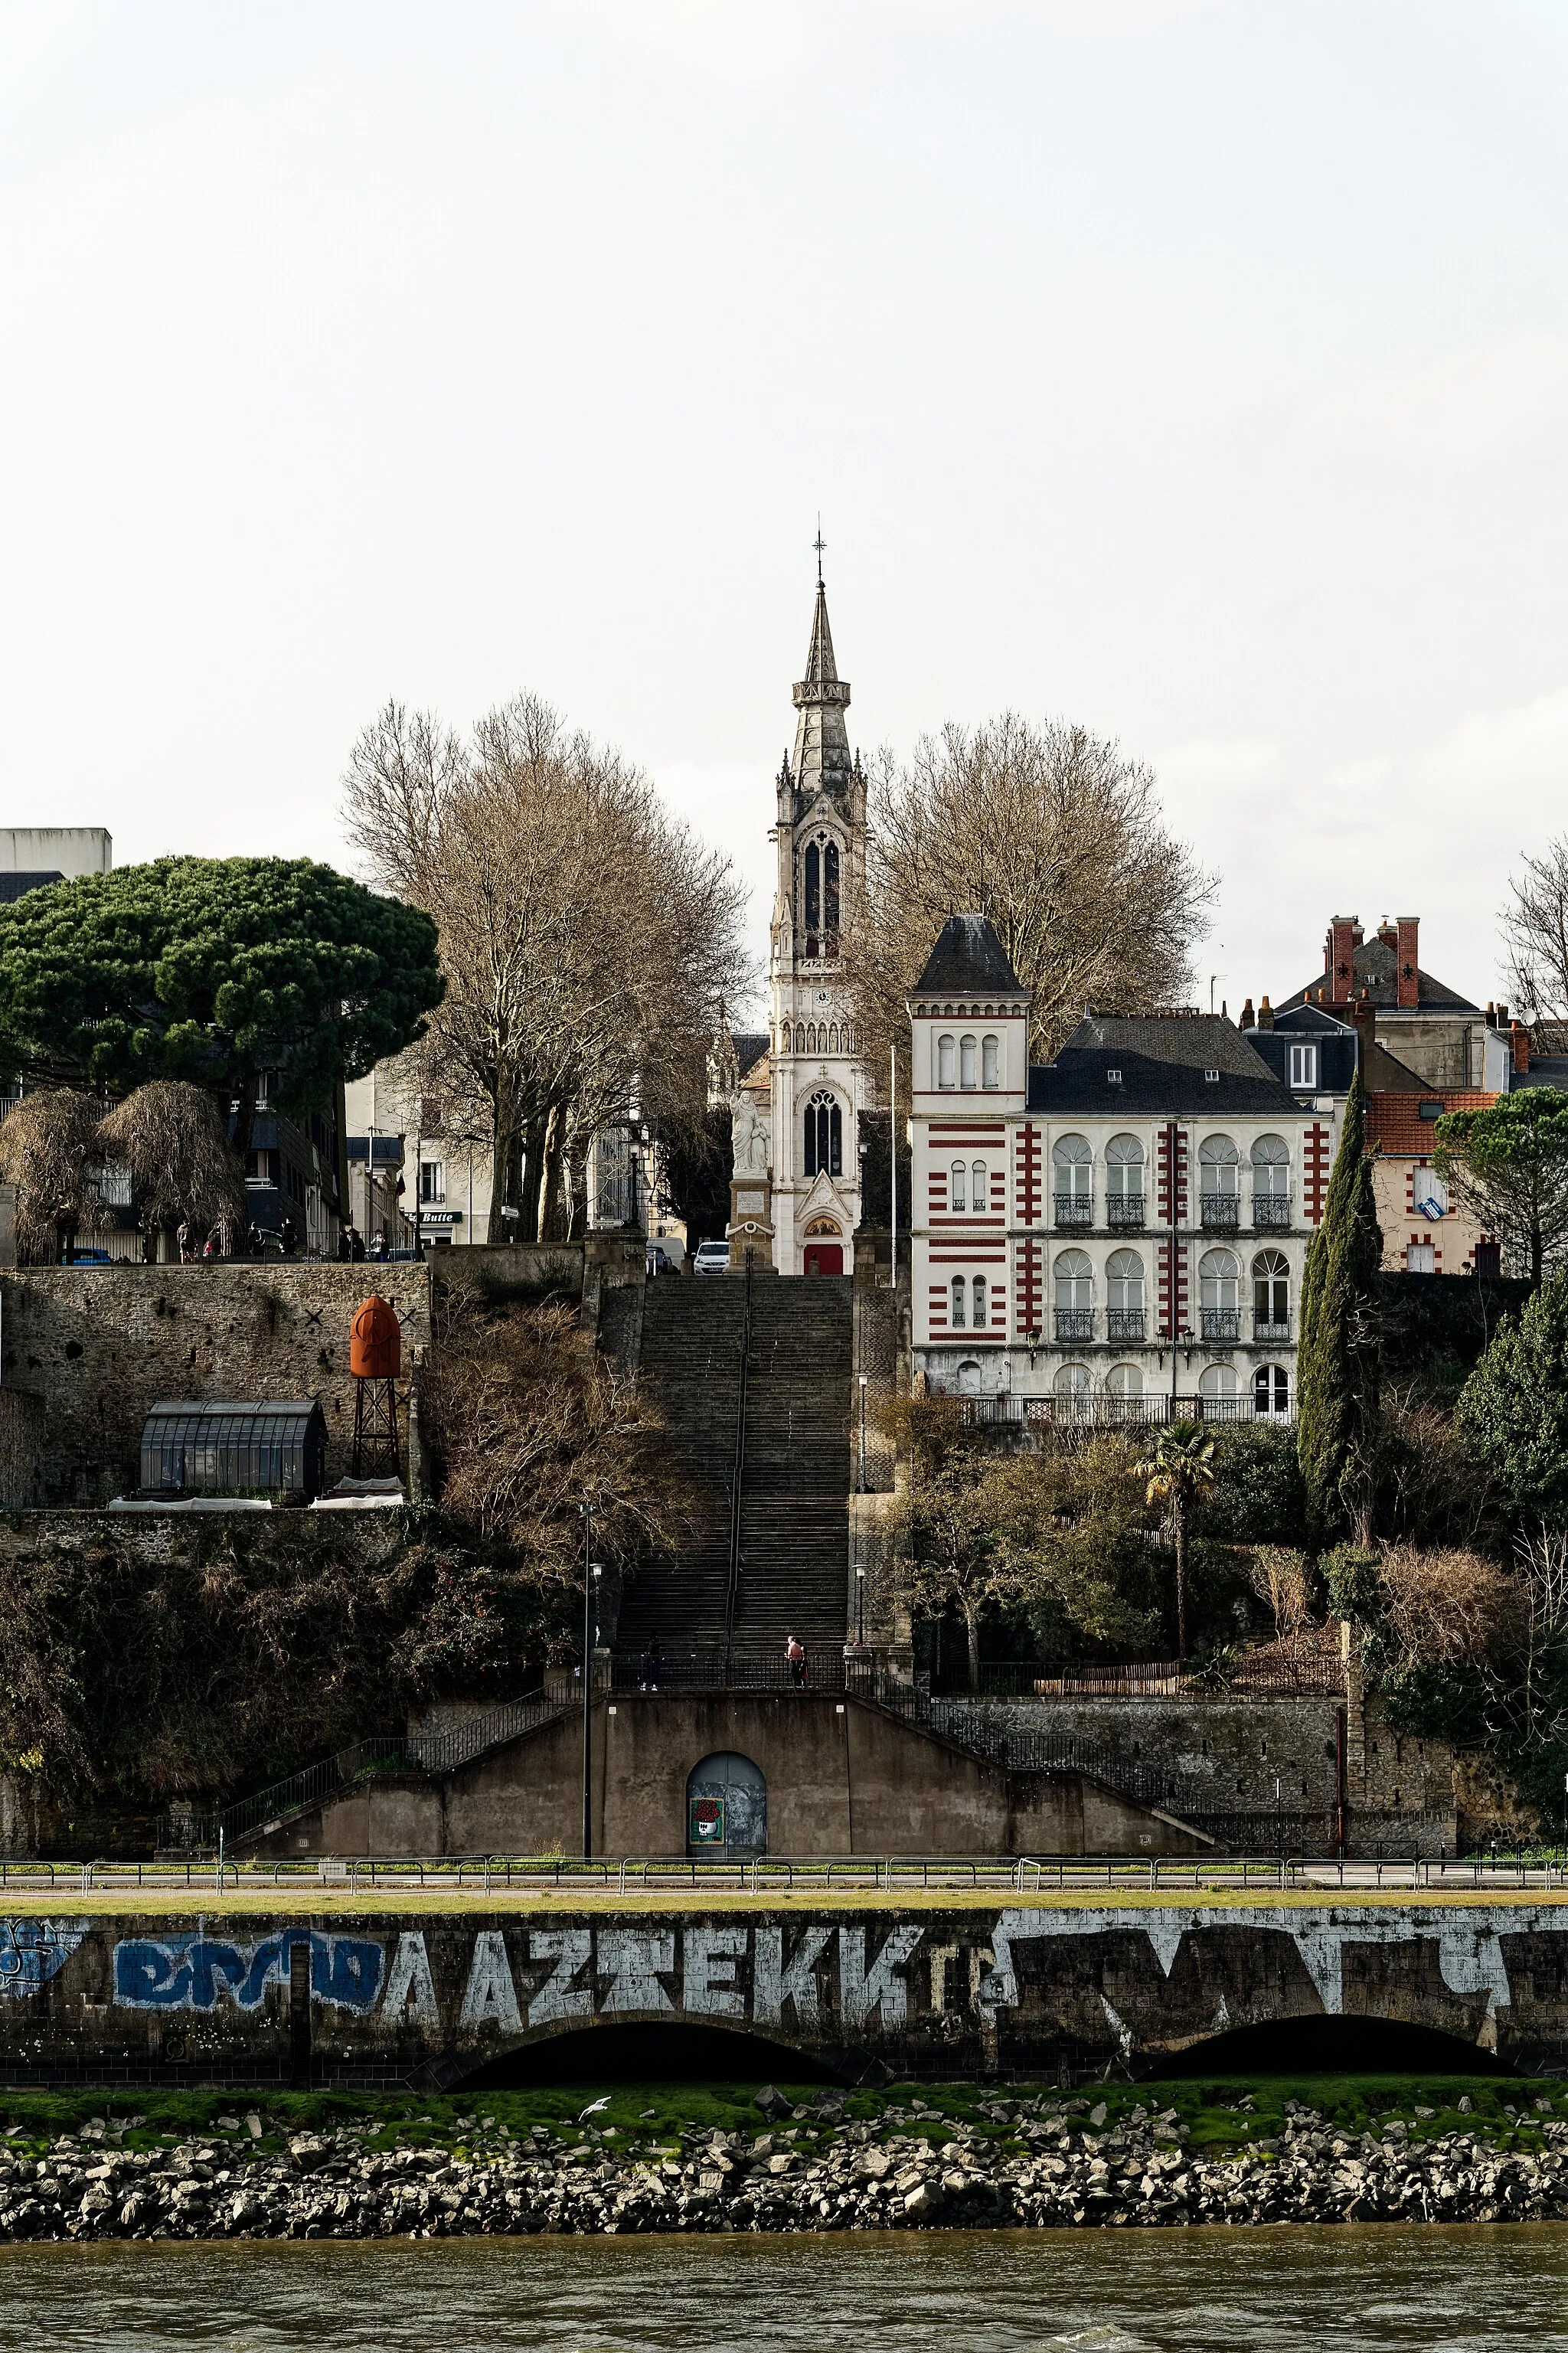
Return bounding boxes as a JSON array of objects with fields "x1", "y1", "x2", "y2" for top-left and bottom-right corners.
[{"x1": 906, "y1": 915, "x2": 1327, "y2": 1422}]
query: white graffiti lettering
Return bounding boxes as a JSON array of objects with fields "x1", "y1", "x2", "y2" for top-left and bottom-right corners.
[
  {"x1": 837, "y1": 1924, "x2": 924, "y2": 2030},
  {"x1": 381, "y1": 1932, "x2": 439, "y2": 2029},
  {"x1": 526, "y1": 1930, "x2": 593, "y2": 2027},
  {"x1": 682, "y1": 1926, "x2": 746, "y2": 2019},
  {"x1": 458, "y1": 1930, "x2": 521, "y2": 2034},
  {"x1": 597, "y1": 1929, "x2": 675, "y2": 2014},
  {"x1": 753, "y1": 1924, "x2": 831, "y2": 2028}
]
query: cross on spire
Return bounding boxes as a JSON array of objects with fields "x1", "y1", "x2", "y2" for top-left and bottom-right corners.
[{"x1": 813, "y1": 517, "x2": 825, "y2": 583}]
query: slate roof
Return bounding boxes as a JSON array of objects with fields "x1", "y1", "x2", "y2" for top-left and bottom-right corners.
[
  {"x1": 910, "y1": 913, "x2": 1026, "y2": 996},
  {"x1": 1246, "y1": 1025, "x2": 1429, "y2": 1099},
  {"x1": 1279, "y1": 931, "x2": 1479, "y2": 1016},
  {"x1": 732, "y1": 1032, "x2": 769, "y2": 1084},
  {"x1": 1026, "y1": 1013, "x2": 1304, "y2": 1118}
]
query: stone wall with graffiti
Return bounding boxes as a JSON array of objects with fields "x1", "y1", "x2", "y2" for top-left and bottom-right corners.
[{"x1": 1, "y1": 1901, "x2": 1567, "y2": 2083}]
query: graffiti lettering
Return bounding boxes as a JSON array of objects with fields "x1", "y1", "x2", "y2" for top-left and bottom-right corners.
[
  {"x1": 753, "y1": 1923, "x2": 831, "y2": 2028},
  {"x1": 0, "y1": 1919, "x2": 88, "y2": 2001},
  {"x1": 113, "y1": 1930, "x2": 384, "y2": 2015},
  {"x1": 597, "y1": 1928, "x2": 675, "y2": 2014},
  {"x1": 682, "y1": 1925, "x2": 746, "y2": 2019},
  {"x1": 459, "y1": 1931, "x2": 522, "y2": 2033},
  {"x1": 526, "y1": 1928, "x2": 593, "y2": 2028},
  {"x1": 837, "y1": 1924, "x2": 924, "y2": 2030}
]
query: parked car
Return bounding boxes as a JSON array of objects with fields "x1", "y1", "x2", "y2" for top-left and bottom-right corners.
[
  {"x1": 646, "y1": 1242, "x2": 681, "y2": 1278},
  {"x1": 692, "y1": 1240, "x2": 731, "y2": 1277}
]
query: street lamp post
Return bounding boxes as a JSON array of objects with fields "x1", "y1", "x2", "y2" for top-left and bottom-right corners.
[
  {"x1": 857, "y1": 1374, "x2": 867, "y2": 1494},
  {"x1": 1276, "y1": 1773, "x2": 1283, "y2": 1860},
  {"x1": 581, "y1": 1504, "x2": 603, "y2": 1861},
  {"x1": 856, "y1": 1562, "x2": 866, "y2": 1648}
]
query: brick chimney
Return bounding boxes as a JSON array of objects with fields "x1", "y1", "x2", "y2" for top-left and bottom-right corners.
[
  {"x1": 1511, "y1": 1018, "x2": 1531, "y2": 1074},
  {"x1": 1239, "y1": 997, "x2": 1256, "y2": 1030},
  {"x1": 1351, "y1": 987, "x2": 1377, "y2": 1073},
  {"x1": 1257, "y1": 995, "x2": 1275, "y2": 1031},
  {"x1": 1327, "y1": 916, "x2": 1361, "y2": 1006},
  {"x1": 1395, "y1": 916, "x2": 1419, "y2": 1009}
]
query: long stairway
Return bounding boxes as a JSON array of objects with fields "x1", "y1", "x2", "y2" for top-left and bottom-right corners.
[{"x1": 614, "y1": 1274, "x2": 854, "y2": 1665}]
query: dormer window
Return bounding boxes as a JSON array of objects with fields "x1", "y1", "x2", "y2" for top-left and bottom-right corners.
[
  {"x1": 1288, "y1": 1043, "x2": 1318, "y2": 1090},
  {"x1": 1204, "y1": 1069, "x2": 1220, "y2": 1084},
  {"x1": 1106, "y1": 1068, "x2": 1122, "y2": 1085}
]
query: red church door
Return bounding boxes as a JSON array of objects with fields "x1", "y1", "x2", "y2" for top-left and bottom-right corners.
[{"x1": 803, "y1": 1242, "x2": 844, "y2": 1276}]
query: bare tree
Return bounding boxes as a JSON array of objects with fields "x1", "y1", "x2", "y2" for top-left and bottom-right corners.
[
  {"x1": 1503, "y1": 836, "x2": 1568, "y2": 1028},
  {"x1": 847, "y1": 716, "x2": 1215, "y2": 1076},
  {"x1": 0, "y1": 1091, "x2": 103, "y2": 1263},
  {"x1": 96, "y1": 1083, "x2": 247, "y2": 1260},
  {"x1": 343, "y1": 698, "x2": 751, "y2": 1241}
]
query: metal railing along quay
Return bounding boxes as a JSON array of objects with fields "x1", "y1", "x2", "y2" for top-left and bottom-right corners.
[{"x1": 5, "y1": 1852, "x2": 1568, "y2": 1896}]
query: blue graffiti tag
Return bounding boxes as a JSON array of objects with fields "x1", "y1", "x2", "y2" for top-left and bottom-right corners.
[
  {"x1": 0, "y1": 1920, "x2": 89, "y2": 2000},
  {"x1": 113, "y1": 1929, "x2": 384, "y2": 2015}
]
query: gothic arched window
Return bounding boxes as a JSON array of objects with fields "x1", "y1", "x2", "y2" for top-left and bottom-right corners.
[
  {"x1": 804, "y1": 1089, "x2": 842, "y2": 1178},
  {"x1": 803, "y1": 843, "x2": 821, "y2": 933},
  {"x1": 824, "y1": 842, "x2": 840, "y2": 933}
]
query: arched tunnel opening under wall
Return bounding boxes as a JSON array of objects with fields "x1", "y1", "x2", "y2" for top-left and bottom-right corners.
[
  {"x1": 450, "y1": 2022, "x2": 848, "y2": 2091},
  {"x1": 1147, "y1": 2014, "x2": 1517, "y2": 2080}
]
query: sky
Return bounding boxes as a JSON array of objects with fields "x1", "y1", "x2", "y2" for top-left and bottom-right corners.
[{"x1": 5, "y1": 0, "x2": 1568, "y2": 1021}]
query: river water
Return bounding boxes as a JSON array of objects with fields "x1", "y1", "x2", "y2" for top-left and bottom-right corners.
[{"x1": 0, "y1": 2227, "x2": 1563, "y2": 2351}]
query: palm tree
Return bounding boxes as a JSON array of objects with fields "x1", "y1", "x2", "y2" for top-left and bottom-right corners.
[{"x1": 1132, "y1": 1420, "x2": 1216, "y2": 1662}]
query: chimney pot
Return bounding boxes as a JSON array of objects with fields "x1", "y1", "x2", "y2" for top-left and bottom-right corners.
[{"x1": 1258, "y1": 995, "x2": 1275, "y2": 1031}]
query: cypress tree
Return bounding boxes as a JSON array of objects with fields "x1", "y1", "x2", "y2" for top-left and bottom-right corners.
[{"x1": 1296, "y1": 1065, "x2": 1383, "y2": 1544}]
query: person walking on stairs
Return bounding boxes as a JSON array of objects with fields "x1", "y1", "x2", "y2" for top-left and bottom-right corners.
[{"x1": 786, "y1": 1634, "x2": 808, "y2": 1689}]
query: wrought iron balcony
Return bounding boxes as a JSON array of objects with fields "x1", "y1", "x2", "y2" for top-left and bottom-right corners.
[
  {"x1": 1200, "y1": 1192, "x2": 1240, "y2": 1231},
  {"x1": 1054, "y1": 1193, "x2": 1093, "y2": 1227},
  {"x1": 1253, "y1": 1193, "x2": 1292, "y2": 1230},
  {"x1": 1106, "y1": 1193, "x2": 1145, "y2": 1229},
  {"x1": 1200, "y1": 1308, "x2": 1241, "y2": 1342},
  {"x1": 1054, "y1": 1309, "x2": 1094, "y2": 1342},
  {"x1": 1254, "y1": 1319, "x2": 1291, "y2": 1342},
  {"x1": 1106, "y1": 1309, "x2": 1145, "y2": 1342}
]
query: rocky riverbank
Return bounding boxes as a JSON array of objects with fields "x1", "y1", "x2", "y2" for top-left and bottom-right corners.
[{"x1": 3, "y1": 2086, "x2": 1568, "y2": 2239}]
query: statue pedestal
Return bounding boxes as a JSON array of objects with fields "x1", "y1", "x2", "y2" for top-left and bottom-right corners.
[{"x1": 727, "y1": 1178, "x2": 776, "y2": 1273}]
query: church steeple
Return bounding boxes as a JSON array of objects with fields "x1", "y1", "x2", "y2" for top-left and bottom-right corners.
[{"x1": 791, "y1": 577, "x2": 853, "y2": 808}]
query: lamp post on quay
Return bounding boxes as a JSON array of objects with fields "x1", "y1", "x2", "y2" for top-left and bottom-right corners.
[{"x1": 580, "y1": 1502, "x2": 603, "y2": 1861}]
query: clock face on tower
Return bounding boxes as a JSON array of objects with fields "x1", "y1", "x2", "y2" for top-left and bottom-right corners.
[{"x1": 815, "y1": 989, "x2": 829, "y2": 1005}]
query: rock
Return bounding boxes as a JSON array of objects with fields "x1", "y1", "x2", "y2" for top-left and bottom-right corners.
[
  {"x1": 903, "y1": 2180, "x2": 945, "y2": 2217},
  {"x1": 753, "y1": 2086, "x2": 789, "y2": 2121}
]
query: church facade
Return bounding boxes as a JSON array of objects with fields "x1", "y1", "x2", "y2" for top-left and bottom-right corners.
[{"x1": 723, "y1": 577, "x2": 877, "y2": 1275}]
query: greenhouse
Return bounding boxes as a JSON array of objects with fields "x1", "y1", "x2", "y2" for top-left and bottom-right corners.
[{"x1": 138, "y1": 1399, "x2": 329, "y2": 1502}]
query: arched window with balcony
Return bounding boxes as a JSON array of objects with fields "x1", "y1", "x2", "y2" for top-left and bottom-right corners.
[
  {"x1": 950, "y1": 1275, "x2": 966, "y2": 1328},
  {"x1": 1054, "y1": 1362, "x2": 1091, "y2": 1420},
  {"x1": 1253, "y1": 1249, "x2": 1290, "y2": 1336},
  {"x1": 982, "y1": 1034, "x2": 999, "y2": 1088},
  {"x1": 1251, "y1": 1134, "x2": 1290, "y2": 1228},
  {"x1": 1198, "y1": 1363, "x2": 1240, "y2": 1417},
  {"x1": 1053, "y1": 1135, "x2": 1092, "y2": 1227},
  {"x1": 1054, "y1": 1247, "x2": 1093, "y2": 1343},
  {"x1": 1199, "y1": 1134, "x2": 1240, "y2": 1231},
  {"x1": 1253, "y1": 1364, "x2": 1290, "y2": 1417},
  {"x1": 1199, "y1": 1247, "x2": 1240, "y2": 1342},
  {"x1": 1106, "y1": 1133, "x2": 1145, "y2": 1228},
  {"x1": 804, "y1": 1090, "x2": 842, "y2": 1178},
  {"x1": 1106, "y1": 1363, "x2": 1143, "y2": 1405},
  {"x1": 1106, "y1": 1248, "x2": 1145, "y2": 1342},
  {"x1": 937, "y1": 1034, "x2": 956, "y2": 1090},
  {"x1": 949, "y1": 1160, "x2": 967, "y2": 1211},
  {"x1": 972, "y1": 1275, "x2": 988, "y2": 1328},
  {"x1": 959, "y1": 1034, "x2": 978, "y2": 1088}
]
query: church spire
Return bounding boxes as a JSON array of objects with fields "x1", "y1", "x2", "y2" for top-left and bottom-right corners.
[{"x1": 791, "y1": 574, "x2": 852, "y2": 805}]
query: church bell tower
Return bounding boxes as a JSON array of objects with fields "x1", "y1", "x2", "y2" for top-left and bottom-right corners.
[{"x1": 767, "y1": 567, "x2": 869, "y2": 1274}]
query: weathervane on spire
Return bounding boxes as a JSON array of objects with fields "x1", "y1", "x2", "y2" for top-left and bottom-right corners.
[{"x1": 813, "y1": 517, "x2": 825, "y2": 583}]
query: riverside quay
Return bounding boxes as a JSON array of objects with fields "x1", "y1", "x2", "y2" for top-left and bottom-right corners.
[{"x1": 2, "y1": 1897, "x2": 1568, "y2": 2085}]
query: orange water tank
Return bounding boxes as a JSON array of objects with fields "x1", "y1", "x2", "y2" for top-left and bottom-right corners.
[{"x1": 349, "y1": 1294, "x2": 402, "y2": 1380}]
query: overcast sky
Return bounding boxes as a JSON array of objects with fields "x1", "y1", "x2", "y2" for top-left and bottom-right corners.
[{"x1": 5, "y1": 0, "x2": 1567, "y2": 1021}]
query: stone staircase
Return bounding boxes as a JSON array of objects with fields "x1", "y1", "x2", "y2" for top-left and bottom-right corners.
[{"x1": 615, "y1": 1274, "x2": 854, "y2": 1665}]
